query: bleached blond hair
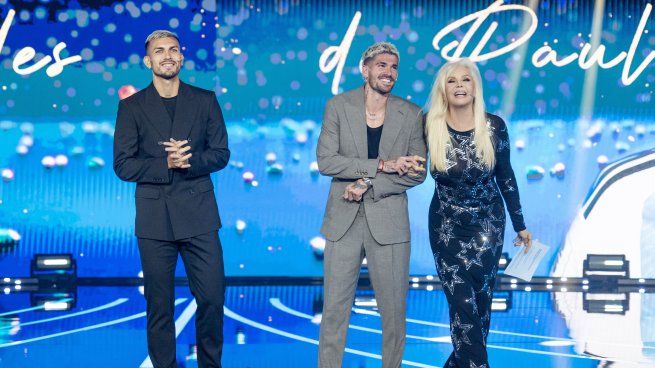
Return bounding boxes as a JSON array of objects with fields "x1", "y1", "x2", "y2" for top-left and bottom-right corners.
[{"x1": 425, "y1": 59, "x2": 495, "y2": 172}]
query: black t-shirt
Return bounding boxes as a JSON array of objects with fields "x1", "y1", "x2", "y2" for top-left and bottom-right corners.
[
  {"x1": 367, "y1": 124, "x2": 383, "y2": 159},
  {"x1": 161, "y1": 96, "x2": 177, "y2": 121}
]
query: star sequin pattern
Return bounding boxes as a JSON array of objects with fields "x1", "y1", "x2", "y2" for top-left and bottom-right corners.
[
  {"x1": 440, "y1": 259, "x2": 465, "y2": 294},
  {"x1": 465, "y1": 286, "x2": 479, "y2": 316},
  {"x1": 470, "y1": 361, "x2": 488, "y2": 368},
  {"x1": 438, "y1": 219, "x2": 456, "y2": 247},
  {"x1": 456, "y1": 239, "x2": 484, "y2": 270},
  {"x1": 451, "y1": 313, "x2": 473, "y2": 351}
]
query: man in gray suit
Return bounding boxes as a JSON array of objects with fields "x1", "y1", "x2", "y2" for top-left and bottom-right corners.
[{"x1": 316, "y1": 42, "x2": 427, "y2": 368}]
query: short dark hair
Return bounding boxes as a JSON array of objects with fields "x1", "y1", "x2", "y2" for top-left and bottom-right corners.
[{"x1": 145, "y1": 30, "x2": 180, "y2": 52}]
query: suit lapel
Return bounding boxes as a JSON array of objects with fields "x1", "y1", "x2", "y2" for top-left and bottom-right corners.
[
  {"x1": 378, "y1": 96, "x2": 404, "y2": 160},
  {"x1": 344, "y1": 87, "x2": 367, "y2": 159},
  {"x1": 142, "y1": 83, "x2": 171, "y2": 140},
  {"x1": 170, "y1": 81, "x2": 198, "y2": 141}
]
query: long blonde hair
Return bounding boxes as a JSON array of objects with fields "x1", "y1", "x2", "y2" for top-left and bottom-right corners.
[{"x1": 425, "y1": 59, "x2": 495, "y2": 172}]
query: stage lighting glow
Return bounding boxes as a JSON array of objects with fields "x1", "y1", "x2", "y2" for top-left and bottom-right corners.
[
  {"x1": 44, "y1": 259, "x2": 68, "y2": 266},
  {"x1": 603, "y1": 304, "x2": 624, "y2": 312},
  {"x1": 294, "y1": 131, "x2": 308, "y2": 144},
  {"x1": 235, "y1": 220, "x2": 246, "y2": 234},
  {"x1": 19, "y1": 135, "x2": 33, "y2": 147},
  {"x1": 82, "y1": 121, "x2": 99, "y2": 134},
  {"x1": 16, "y1": 145, "x2": 28, "y2": 155},
  {"x1": 491, "y1": 300, "x2": 508, "y2": 311},
  {"x1": 265, "y1": 152, "x2": 277, "y2": 164},
  {"x1": 354, "y1": 297, "x2": 377, "y2": 308},
  {"x1": 236, "y1": 329, "x2": 246, "y2": 345},
  {"x1": 242, "y1": 171, "x2": 254, "y2": 183},
  {"x1": 539, "y1": 340, "x2": 576, "y2": 347},
  {"x1": 309, "y1": 161, "x2": 319, "y2": 176},
  {"x1": 87, "y1": 157, "x2": 105, "y2": 168},
  {"x1": 526, "y1": 165, "x2": 545, "y2": 181},
  {"x1": 515, "y1": 139, "x2": 526, "y2": 150},
  {"x1": 584, "y1": 254, "x2": 629, "y2": 278},
  {"x1": 583, "y1": 292, "x2": 629, "y2": 314},
  {"x1": 186, "y1": 344, "x2": 198, "y2": 362},
  {"x1": 55, "y1": 155, "x2": 68, "y2": 166},
  {"x1": 266, "y1": 163, "x2": 284, "y2": 174},
  {"x1": 44, "y1": 301, "x2": 71, "y2": 311},
  {"x1": 549, "y1": 162, "x2": 566, "y2": 179},
  {"x1": 0, "y1": 228, "x2": 21, "y2": 246},
  {"x1": 71, "y1": 146, "x2": 84, "y2": 156},
  {"x1": 1, "y1": 168, "x2": 15, "y2": 182},
  {"x1": 33, "y1": 254, "x2": 74, "y2": 271},
  {"x1": 498, "y1": 252, "x2": 510, "y2": 270},
  {"x1": 41, "y1": 155, "x2": 56, "y2": 168},
  {"x1": 310, "y1": 236, "x2": 326, "y2": 259}
]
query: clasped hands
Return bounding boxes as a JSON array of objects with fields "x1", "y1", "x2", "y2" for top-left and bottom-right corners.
[
  {"x1": 379, "y1": 155, "x2": 426, "y2": 177},
  {"x1": 343, "y1": 155, "x2": 426, "y2": 202},
  {"x1": 164, "y1": 138, "x2": 192, "y2": 169}
]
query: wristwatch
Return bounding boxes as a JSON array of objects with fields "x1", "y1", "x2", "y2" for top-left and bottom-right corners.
[{"x1": 362, "y1": 177, "x2": 373, "y2": 187}]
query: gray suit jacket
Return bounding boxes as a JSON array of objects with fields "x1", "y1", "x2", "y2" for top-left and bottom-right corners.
[{"x1": 317, "y1": 87, "x2": 427, "y2": 245}]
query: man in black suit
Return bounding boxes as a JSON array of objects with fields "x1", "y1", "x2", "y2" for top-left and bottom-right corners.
[{"x1": 113, "y1": 30, "x2": 229, "y2": 368}]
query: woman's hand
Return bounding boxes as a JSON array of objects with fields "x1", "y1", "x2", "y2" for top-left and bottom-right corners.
[{"x1": 513, "y1": 229, "x2": 533, "y2": 254}]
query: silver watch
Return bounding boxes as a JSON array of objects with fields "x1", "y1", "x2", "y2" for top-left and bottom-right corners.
[{"x1": 362, "y1": 177, "x2": 373, "y2": 187}]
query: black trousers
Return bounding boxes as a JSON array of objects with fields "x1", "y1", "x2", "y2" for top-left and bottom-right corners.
[{"x1": 138, "y1": 231, "x2": 225, "y2": 368}]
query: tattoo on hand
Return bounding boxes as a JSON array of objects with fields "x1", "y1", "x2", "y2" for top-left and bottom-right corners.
[{"x1": 354, "y1": 181, "x2": 368, "y2": 190}]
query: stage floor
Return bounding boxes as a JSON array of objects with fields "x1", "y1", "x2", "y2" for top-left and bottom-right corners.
[{"x1": 1, "y1": 284, "x2": 654, "y2": 368}]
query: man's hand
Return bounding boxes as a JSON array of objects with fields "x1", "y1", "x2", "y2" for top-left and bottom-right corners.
[
  {"x1": 380, "y1": 155, "x2": 426, "y2": 176},
  {"x1": 164, "y1": 138, "x2": 192, "y2": 169},
  {"x1": 343, "y1": 179, "x2": 370, "y2": 202}
]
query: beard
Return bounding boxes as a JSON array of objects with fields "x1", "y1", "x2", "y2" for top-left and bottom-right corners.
[
  {"x1": 153, "y1": 61, "x2": 181, "y2": 80},
  {"x1": 153, "y1": 67, "x2": 180, "y2": 80},
  {"x1": 367, "y1": 75, "x2": 395, "y2": 95}
]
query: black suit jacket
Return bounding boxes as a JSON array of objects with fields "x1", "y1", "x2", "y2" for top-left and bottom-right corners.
[{"x1": 113, "y1": 82, "x2": 230, "y2": 241}]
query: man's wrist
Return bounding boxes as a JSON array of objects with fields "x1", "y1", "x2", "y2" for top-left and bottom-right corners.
[{"x1": 377, "y1": 159, "x2": 384, "y2": 172}]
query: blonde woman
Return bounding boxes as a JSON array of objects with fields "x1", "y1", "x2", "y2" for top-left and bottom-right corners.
[{"x1": 425, "y1": 59, "x2": 532, "y2": 367}]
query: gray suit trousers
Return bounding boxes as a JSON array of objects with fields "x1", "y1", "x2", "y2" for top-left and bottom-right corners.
[{"x1": 318, "y1": 204, "x2": 410, "y2": 368}]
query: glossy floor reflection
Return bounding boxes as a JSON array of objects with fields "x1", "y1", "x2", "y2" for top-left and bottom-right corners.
[{"x1": 0, "y1": 285, "x2": 654, "y2": 368}]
